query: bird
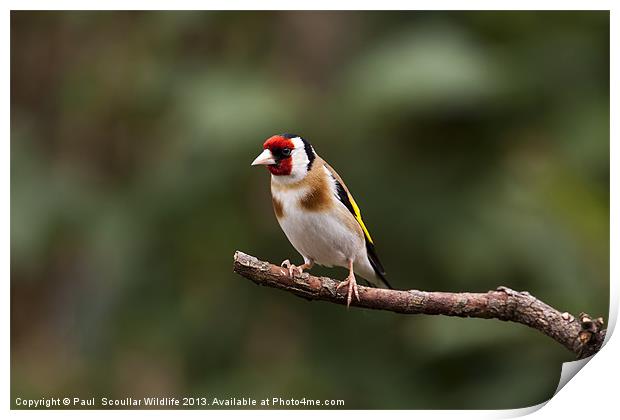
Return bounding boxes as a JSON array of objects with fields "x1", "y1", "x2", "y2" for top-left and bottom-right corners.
[{"x1": 251, "y1": 133, "x2": 392, "y2": 307}]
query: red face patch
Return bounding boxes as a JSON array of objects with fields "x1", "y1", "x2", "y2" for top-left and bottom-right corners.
[{"x1": 263, "y1": 135, "x2": 294, "y2": 176}]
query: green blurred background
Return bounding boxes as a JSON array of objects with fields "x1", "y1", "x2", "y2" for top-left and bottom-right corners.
[{"x1": 11, "y1": 11, "x2": 609, "y2": 409}]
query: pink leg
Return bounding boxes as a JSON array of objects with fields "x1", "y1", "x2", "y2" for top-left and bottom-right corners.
[
  {"x1": 281, "y1": 259, "x2": 314, "y2": 277},
  {"x1": 335, "y1": 260, "x2": 360, "y2": 307}
]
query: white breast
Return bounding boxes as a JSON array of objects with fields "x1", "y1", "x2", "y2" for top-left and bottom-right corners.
[{"x1": 271, "y1": 177, "x2": 366, "y2": 270}]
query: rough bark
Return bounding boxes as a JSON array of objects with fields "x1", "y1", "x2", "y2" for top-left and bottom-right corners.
[{"x1": 233, "y1": 251, "x2": 606, "y2": 359}]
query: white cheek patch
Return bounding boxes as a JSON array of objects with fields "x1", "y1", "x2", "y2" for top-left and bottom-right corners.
[
  {"x1": 270, "y1": 136, "x2": 314, "y2": 185},
  {"x1": 289, "y1": 137, "x2": 309, "y2": 179},
  {"x1": 290, "y1": 137, "x2": 305, "y2": 149}
]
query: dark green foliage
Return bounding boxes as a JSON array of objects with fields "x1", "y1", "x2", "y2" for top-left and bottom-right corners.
[{"x1": 11, "y1": 11, "x2": 609, "y2": 409}]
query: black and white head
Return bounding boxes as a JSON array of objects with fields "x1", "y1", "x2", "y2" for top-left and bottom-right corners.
[{"x1": 251, "y1": 133, "x2": 316, "y2": 182}]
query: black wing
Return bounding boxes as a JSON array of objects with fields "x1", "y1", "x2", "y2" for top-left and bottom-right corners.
[{"x1": 330, "y1": 174, "x2": 392, "y2": 289}]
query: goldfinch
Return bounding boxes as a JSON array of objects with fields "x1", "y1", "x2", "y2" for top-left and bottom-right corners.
[{"x1": 251, "y1": 133, "x2": 392, "y2": 306}]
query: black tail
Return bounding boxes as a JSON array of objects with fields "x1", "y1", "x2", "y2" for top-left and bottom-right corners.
[{"x1": 366, "y1": 241, "x2": 392, "y2": 289}]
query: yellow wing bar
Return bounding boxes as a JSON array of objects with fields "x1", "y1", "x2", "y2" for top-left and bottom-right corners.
[{"x1": 347, "y1": 192, "x2": 374, "y2": 244}]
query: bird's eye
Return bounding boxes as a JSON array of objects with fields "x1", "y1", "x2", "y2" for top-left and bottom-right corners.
[{"x1": 281, "y1": 148, "x2": 292, "y2": 157}]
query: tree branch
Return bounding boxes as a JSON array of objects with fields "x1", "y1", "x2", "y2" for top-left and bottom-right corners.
[{"x1": 233, "y1": 251, "x2": 605, "y2": 359}]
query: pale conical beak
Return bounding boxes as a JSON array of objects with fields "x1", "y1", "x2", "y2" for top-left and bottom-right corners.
[{"x1": 251, "y1": 149, "x2": 276, "y2": 166}]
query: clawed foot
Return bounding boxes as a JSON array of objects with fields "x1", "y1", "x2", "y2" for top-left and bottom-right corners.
[
  {"x1": 281, "y1": 259, "x2": 304, "y2": 277},
  {"x1": 336, "y1": 274, "x2": 360, "y2": 308}
]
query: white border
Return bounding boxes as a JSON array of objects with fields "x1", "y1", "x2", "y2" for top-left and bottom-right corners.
[
  {"x1": 2, "y1": 0, "x2": 618, "y2": 11},
  {"x1": 5, "y1": 2, "x2": 617, "y2": 419}
]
